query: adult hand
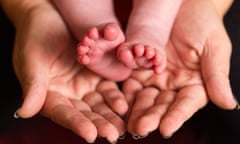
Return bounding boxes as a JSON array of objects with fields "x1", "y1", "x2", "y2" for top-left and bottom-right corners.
[
  {"x1": 5, "y1": 0, "x2": 127, "y2": 143},
  {"x1": 123, "y1": 0, "x2": 237, "y2": 138}
]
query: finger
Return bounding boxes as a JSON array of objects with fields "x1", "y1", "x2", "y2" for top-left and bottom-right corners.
[
  {"x1": 97, "y1": 80, "x2": 128, "y2": 115},
  {"x1": 133, "y1": 91, "x2": 175, "y2": 136},
  {"x1": 82, "y1": 111, "x2": 119, "y2": 143},
  {"x1": 91, "y1": 103, "x2": 126, "y2": 137},
  {"x1": 127, "y1": 87, "x2": 159, "y2": 135},
  {"x1": 70, "y1": 99, "x2": 92, "y2": 111},
  {"x1": 42, "y1": 92, "x2": 97, "y2": 143},
  {"x1": 83, "y1": 92, "x2": 123, "y2": 142},
  {"x1": 16, "y1": 81, "x2": 48, "y2": 118},
  {"x1": 122, "y1": 78, "x2": 143, "y2": 107},
  {"x1": 13, "y1": 11, "x2": 56, "y2": 118},
  {"x1": 159, "y1": 85, "x2": 208, "y2": 137},
  {"x1": 202, "y1": 26, "x2": 237, "y2": 109},
  {"x1": 13, "y1": 43, "x2": 49, "y2": 118}
]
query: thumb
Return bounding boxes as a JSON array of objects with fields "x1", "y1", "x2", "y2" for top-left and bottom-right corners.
[
  {"x1": 13, "y1": 39, "x2": 49, "y2": 118},
  {"x1": 201, "y1": 26, "x2": 237, "y2": 110},
  {"x1": 16, "y1": 81, "x2": 48, "y2": 118}
]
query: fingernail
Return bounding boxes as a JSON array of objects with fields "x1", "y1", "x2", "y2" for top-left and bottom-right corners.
[
  {"x1": 132, "y1": 134, "x2": 148, "y2": 140},
  {"x1": 13, "y1": 110, "x2": 20, "y2": 119},
  {"x1": 85, "y1": 137, "x2": 96, "y2": 144},
  {"x1": 234, "y1": 103, "x2": 240, "y2": 111},
  {"x1": 105, "y1": 137, "x2": 118, "y2": 144},
  {"x1": 87, "y1": 140, "x2": 95, "y2": 144},
  {"x1": 110, "y1": 141, "x2": 117, "y2": 144},
  {"x1": 118, "y1": 134, "x2": 125, "y2": 140},
  {"x1": 162, "y1": 135, "x2": 172, "y2": 139}
]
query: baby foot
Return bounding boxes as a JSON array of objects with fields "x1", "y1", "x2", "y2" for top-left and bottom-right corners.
[
  {"x1": 117, "y1": 40, "x2": 166, "y2": 74},
  {"x1": 77, "y1": 23, "x2": 131, "y2": 81}
]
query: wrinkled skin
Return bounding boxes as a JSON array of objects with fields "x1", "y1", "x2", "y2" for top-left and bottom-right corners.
[
  {"x1": 8, "y1": 0, "x2": 236, "y2": 142},
  {"x1": 12, "y1": 1, "x2": 128, "y2": 143},
  {"x1": 124, "y1": 0, "x2": 236, "y2": 137}
]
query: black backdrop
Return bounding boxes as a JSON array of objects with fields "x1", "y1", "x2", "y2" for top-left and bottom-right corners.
[{"x1": 0, "y1": 1, "x2": 240, "y2": 144}]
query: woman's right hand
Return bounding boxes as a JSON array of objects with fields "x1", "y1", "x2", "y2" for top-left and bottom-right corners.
[{"x1": 2, "y1": 0, "x2": 128, "y2": 143}]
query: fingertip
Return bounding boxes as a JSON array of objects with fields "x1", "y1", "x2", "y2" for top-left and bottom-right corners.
[
  {"x1": 159, "y1": 119, "x2": 178, "y2": 139},
  {"x1": 81, "y1": 131, "x2": 97, "y2": 144},
  {"x1": 17, "y1": 86, "x2": 47, "y2": 118},
  {"x1": 99, "y1": 126, "x2": 119, "y2": 144},
  {"x1": 220, "y1": 99, "x2": 238, "y2": 110},
  {"x1": 13, "y1": 108, "x2": 36, "y2": 119},
  {"x1": 14, "y1": 106, "x2": 39, "y2": 119},
  {"x1": 207, "y1": 78, "x2": 237, "y2": 110},
  {"x1": 113, "y1": 98, "x2": 128, "y2": 116},
  {"x1": 73, "y1": 119, "x2": 98, "y2": 143},
  {"x1": 84, "y1": 134, "x2": 97, "y2": 144},
  {"x1": 162, "y1": 135, "x2": 173, "y2": 139}
]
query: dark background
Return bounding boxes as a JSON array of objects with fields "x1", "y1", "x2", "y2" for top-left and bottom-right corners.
[{"x1": 0, "y1": 1, "x2": 240, "y2": 144}]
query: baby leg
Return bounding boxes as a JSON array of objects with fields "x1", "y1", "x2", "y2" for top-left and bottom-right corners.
[
  {"x1": 118, "y1": 0, "x2": 182, "y2": 73},
  {"x1": 52, "y1": 0, "x2": 131, "y2": 81}
]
